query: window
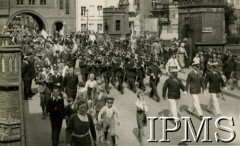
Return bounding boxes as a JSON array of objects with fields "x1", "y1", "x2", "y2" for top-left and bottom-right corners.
[
  {"x1": 151, "y1": 0, "x2": 157, "y2": 7},
  {"x1": 167, "y1": 25, "x2": 173, "y2": 33},
  {"x1": 9, "y1": 57, "x2": 13, "y2": 72},
  {"x1": 29, "y1": 0, "x2": 35, "y2": 5},
  {"x1": 14, "y1": 57, "x2": 18, "y2": 72},
  {"x1": 66, "y1": 0, "x2": 69, "y2": 14},
  {"x1": 81, "y1": 7, "x2": 86, "y2": 16},
  {"x1": 60, "y1": 0, "x2": 63, "y2": 9},
  {"x1": 116, "y1": 20, "x2": 121, "y2": 31},
  {"x1": 1, "y1": 57, "x2": 5, "y2": 73},
  {"x1": 40, "y1": 0, "x2": 47, "y2": 5},
  {"x1": 97, "y1": 24, "x2": 102, "y2": 31},
  {"x1": 81, "y1": 24, "x2": 87, "y2": 31},
  {"x1": 17, "y1": 0, "x2": 23, "y2": 5},
  {"x1": 97, "y1": 5, "x2": 102, "y2": 10}
]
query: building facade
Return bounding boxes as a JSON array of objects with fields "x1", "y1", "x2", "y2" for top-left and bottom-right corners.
[
  {"x1": 76, "y1": 0, "x2": 118, "y2": 32},
  {"x1": 128, "y1": 0, "x2": 178, "y2": 39},
  {"x1": 0, "y1": 0, "x2": 76, "y2": 34},
  {"x1": 178, "y1": 0, "x2": 226, "y2": 62},
  {"x1": 227, "y1": 0, "x2": 240, "y2": 36}
]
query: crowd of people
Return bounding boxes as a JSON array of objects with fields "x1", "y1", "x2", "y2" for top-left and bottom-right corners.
[{"x1": 17, "y1": 27, "x2": 240, "y2": 146}]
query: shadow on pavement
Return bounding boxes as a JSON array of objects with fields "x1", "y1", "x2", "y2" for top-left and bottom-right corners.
[{"x1": 132, "y1": 128, "x2": 140, "y2": 143}]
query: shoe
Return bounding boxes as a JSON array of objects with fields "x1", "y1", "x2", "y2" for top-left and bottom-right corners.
[
  {"x1": 207, "y1": 109, "x2": 212, "y2": 113},
  {"x1": 121, "y1": 90, "x2": 124, "y2": 94},
  {"x1": 42, "y1": 115, "x2": 46, "y2": 119},
  {"x1": 199, "y1": 115, "x2": 203, "y2": 120},
  {"x1": 107, "y1": 91, "x2": 110, "y2": 94},
  {"x1": 187, "y1": 110, "x2": 193, "y2": 115},
  {"x1": 156, "y1": 99, "x2": 160, "y2": 102}
]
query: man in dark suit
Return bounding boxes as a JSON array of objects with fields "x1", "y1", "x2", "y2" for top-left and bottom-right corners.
[
  {"x1": 22, "y1": 56, "x2": 32, "y2": 100},
  {"x1": 63, "y1": 65, "x2": 79, "y2": 100},
  {"x1": 162, "y1": 68, "x2": 187, "y2": 121},
  {"x1": 148, "y1": 59, "x2": 162, "y2": 102},
  {"x1": 52, "y1": 65, "x2": 63, "y2": 91},
  {"x1": 204, "y1": 63, "x2": 227, "y2": 116},
  {"x1": 102, "y1": 58, "x2": 113, "y2": 94},
  {"x1": 48, "y1": 88, "x2": 65, "y2": 146},
  {"x1": 79, "y1": 56, "x2": 88, "y2": 82},
  {"x1": 125, "y1": 56, "x2": 137, "y2": 93},
  {"x1": 115, "y1": 57, "x2": 125, "y2": 94},
  {"x1": 185, "y1": 63, "x2": 205, "y2": 119}
]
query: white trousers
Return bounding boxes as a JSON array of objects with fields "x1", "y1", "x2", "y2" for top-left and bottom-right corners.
[
  {"x1": 208, "y1": 93, "x2": 222, "y2": 115},
  {"x1": 168, "y1": 99, "x2": 179, "y2": 119},
  {"x1": 188, "y1": 94, "x2": 203, "y2": 116}
]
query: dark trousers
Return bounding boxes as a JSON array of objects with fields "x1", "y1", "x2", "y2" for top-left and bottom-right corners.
[
  {"x1": 128, "y1": 76, "x2": 136, "y2": 91},
  {"x1": 51, "y1": 119, "x2": 63, "y2": 146},
  {"x1": 104, "y1": 77, "x2": 110, "y2": 91},
  {"x1": 117, "y1": 76, "x2": 124, "y2": 91},
  {"x1": 23, "y1": 79, "x2": 31, "y2": 99},
  {"x1": 137, "y1": 76, "x2": 145, "y2": 90},
  {"x1": 150, "y1": 77, "x2": 160, "y2": 100},
  {"x1": 111, "y1": 75, "x2": 117, "y2": 86}
]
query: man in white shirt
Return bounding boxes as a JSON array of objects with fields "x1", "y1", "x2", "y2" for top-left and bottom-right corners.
[{"x1": 85, "y1": 74, "x2": 97, "y2": 112}]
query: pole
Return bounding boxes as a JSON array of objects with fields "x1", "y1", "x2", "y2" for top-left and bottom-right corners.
[{"x1": 87, "y1": 9, "x2": 89, "y2": 31}]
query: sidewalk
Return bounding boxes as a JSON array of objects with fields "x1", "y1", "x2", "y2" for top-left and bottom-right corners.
[{"x1": 161, "y1": 67, "x2": 240, "y2": 99}]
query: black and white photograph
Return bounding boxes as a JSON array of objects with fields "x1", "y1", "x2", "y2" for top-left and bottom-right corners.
[{"x1": 0, "y1": 0, "x2": 240, "y2": 146}]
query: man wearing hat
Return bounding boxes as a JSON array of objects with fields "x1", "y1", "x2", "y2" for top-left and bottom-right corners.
[
  {"x1": 148, "y1": 59, "x2": 162, "y2": 102},
  {"x1": 162, "y1": 68, "x2": 187, "y2": 121},
  {"x1": 98, "y1": 97, "x2": 120, "y2": 146},
  {"x1": 204, "y1": 63, "x2": 227, "y2": 116},
  {"x1": 185, "y1": 63, "x2": 205, "y2": 119}
]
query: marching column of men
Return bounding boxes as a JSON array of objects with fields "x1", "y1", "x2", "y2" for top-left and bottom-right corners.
[{"x1": 20, "y1": 31, "x2": 232, "y2": 146}]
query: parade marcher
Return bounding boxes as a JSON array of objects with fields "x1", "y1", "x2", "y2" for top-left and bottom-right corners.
[
  {"x1": 52, "y1": 65, "x2": 64, "y2": 92},
  {"x1": 66, "y1": 99, "x2": 97, "y2": 146},
  {"x1": 185, "y1": 63, "x2": 205, "y2": 119},
  {"x1": 22, "y1": 55, "x2": 32, "y2": 100},
  {"x1": 115, "y1": 56, "x2": 125, "y2": 94},
  {"x1": 136, "y1": 57, "x2": 146, "y2": 91},
  {"x1": 135, "y1": 92, "x2": 148, "y2": 145},
  {"x1": 60, "y1": 46, "x2": 70, "y2": 65},
  {"x1": 204, "y1": 63, "x2": 227, "y2": 116},
  {"x1": 102, "y1": 57, "x2": 114, "y2": 94},
  {"x1": 48, "y1": 88, "x2": 65, "y2": 146},
  {"x1": 162, "y1": 68, "x2": 187, "y2": 121},
  {"x1": 222, "y1": 56, "x2": 234, "y2": 81},
  {"x1": 98, "y1": 97, "x2": 120, "y2": 146},
  {"x1": 165, "y1": 53, "x2": 181, "y2": 74},
  {"x1": 125, "y1": 55, "x2": 137, "y2": 93},
  {"x1": 129, "y1": 35, "x2": 137, "y2": 54},
  {"x1": 148, "y1": 59, "x2": 162, "y2": 102},
  {"x1": 79, "y1": 56, "x2": 89, "y2": 82},
  {"x1": 63, "y1": 65, "x2": 79, "y2": 100}
]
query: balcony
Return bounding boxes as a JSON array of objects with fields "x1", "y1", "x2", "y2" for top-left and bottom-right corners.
[
  {"x1": 150, "y1": 4, "x2": 169, "y2": 12},
  {"x1": 178, "y1": 0, "x2": 226, "y2": 8},
  {"x1": 0, "y1": 0, "x2": 10, "y2": 16}
]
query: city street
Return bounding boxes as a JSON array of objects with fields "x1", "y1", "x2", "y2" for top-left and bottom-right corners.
[{"x1": 23, "y1": 65, "x2": 240, "y2": 146}]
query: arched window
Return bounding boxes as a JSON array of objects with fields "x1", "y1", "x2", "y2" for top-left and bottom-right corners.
[
  {"x1": 2, "y1": 56, "x2": 5, "y2": 73},
  {"x1": 9, "y1": 56, "x2": 13, "y2": 72},
  {"x1": 14, "y1": 56, "x2": 18, "y2": 72}
]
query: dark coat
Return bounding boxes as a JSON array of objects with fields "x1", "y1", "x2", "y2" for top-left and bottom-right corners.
[
  {"x1": 162, "y1": 77, "x2": 186, "y2": 99},
  {"x1": 79, "y1": 59, "x2": 88, "y2": 74},
  {"x1": 148, "y1": 64, "x2": 162, "y2": 83},
  {"x1": 48, "y1": 97, "x2": 65, "y2": 122},
  {"x1": 125, "y1": 61, "x2": 137, "y2": 77},
  {"x1": 186, "y1": 71, "x2": 205, "y2": 94},
  {"x1": 21, "y1": 61, "x2": 32, "y2": 81},
  {"x1": 63, "y1": 73, "x2": 79, "y2": 97},
  {"x1": 52, "y1": 74, "x2": 64, "y2": 90},
  {"x1": 204, "y1": 71, "x2": 226, "y2": 93}
]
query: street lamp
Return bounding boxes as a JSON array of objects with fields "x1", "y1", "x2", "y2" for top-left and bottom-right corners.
[{"x1": 86, "y1": 9, "x2": 89, "y2": 31}]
